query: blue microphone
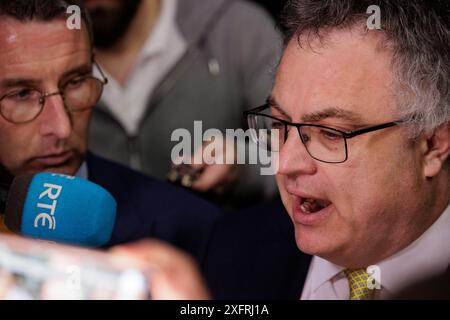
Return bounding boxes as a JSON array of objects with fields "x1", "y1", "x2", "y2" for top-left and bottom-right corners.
[{"x1": 2, "y1": 173, "x2": 116, "y2": 247}]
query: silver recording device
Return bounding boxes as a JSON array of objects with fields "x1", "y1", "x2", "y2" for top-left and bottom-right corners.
[{"x1": 0, "y1": 234, "x2": 150, "y2": 300}]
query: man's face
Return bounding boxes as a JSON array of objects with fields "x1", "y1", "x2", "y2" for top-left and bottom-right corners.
[
  {"x1": 274, "y1": 29, "x2": 431, "y2": 268},
  {"x1": 0, "y1": 18, "x2": 92, "y2": 177},
  {"x1": 82, "y1": 0, "x2": 141, "y2": 48}
]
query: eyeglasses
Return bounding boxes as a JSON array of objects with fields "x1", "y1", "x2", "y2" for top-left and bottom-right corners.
[
  {"x1": 244, "y1": 104, "x2": 405, "y2": 163},
  {"x1": 0, "y1": 62, "x2": 108, "y2": 124}
]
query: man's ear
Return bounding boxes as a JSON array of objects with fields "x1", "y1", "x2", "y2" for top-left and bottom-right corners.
[{"x1": 423, "y1": 122, "x2": 450, "y2": 178}]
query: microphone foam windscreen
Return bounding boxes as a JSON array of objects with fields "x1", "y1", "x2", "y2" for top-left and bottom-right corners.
[{"x1": 6, "y1": 173, "x2": 117, "y2": 247}]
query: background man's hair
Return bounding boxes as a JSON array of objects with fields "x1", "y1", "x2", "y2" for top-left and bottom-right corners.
[
  {"x1": 0, "y1": 0, "x2": 94, "y2": 48},
  {"x1": 278, "y1": 0, "x2": 450, "y2": 139}
]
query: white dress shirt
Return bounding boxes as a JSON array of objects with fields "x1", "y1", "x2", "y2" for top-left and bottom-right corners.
[
  {"x1": 98, "y1": 0, "x2": 187, "y2": 136},
  {"x1": 301, "y1": 203, "x2": 450, "y2": 299},
  {"x1": 75, "y1": 161, "x2": 88, "y2": 180}
]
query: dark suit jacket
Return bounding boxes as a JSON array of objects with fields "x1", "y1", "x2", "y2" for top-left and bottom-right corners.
[
  {"x1": 203, "y1": 197, "x2": 312, "y2": 299},
  {"x1": 86, "y1": 152, "x2": 220, "y2": 263}
]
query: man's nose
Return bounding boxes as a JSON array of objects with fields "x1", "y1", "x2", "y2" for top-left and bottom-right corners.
[
  {"x1": 38, "y1": 93, "x2": 72, "y2": 140},
  {"x1": 277, "y1": 127, "x2": 317, "y2": 176}
]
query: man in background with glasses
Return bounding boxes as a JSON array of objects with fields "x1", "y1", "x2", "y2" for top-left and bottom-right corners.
[
  {"x1": 203, "y1": 0, "x2": 450, "y2": 299},
  {"x1": 0, "y1": 0, "x2": 219, "y2": 266}
]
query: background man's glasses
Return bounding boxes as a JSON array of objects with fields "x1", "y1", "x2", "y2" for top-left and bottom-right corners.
[
  {"x1": 244, "y1": 104, "x2": 404, "y2": 164},
  {"x1": 0, "y1": 62, "x2": 108, "y2": 124}
]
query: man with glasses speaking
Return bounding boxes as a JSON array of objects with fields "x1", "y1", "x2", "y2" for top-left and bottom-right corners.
[
  {"x1": 0, "y1": 0, "x2": 218, "y2": 263},
  {"x1": 203, "y1": 0, "x2": 450, "y2": 299}
]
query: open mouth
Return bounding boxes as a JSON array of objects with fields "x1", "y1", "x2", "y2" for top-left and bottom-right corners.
[
  {"x1": 292, "y1": 194, "x2": 333, "y2": 226},
  {"x1": 299, "y1": 197, "x2": 332, "y2": 214}
]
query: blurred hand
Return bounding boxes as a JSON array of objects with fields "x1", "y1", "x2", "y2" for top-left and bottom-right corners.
[
  {"x1": 110, "y1": 240, "x2": 211, "y2": 300},
  {"x1": 169, "y1": 136, "x2": 240, "y2": 195},
  {"x1": 191, "y1": 162, "x2": 240, "y2": 195}
]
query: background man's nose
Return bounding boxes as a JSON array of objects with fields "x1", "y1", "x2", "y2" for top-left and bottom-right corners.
[{"x1": 38, "y1": 94, "x2": 72, "y2": 140}]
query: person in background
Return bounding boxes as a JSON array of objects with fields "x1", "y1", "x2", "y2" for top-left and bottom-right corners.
[
  {"x1": 84, "y1": 0, "x2": 281, "y2": 208},
  {"x1": 0, "y1": 0, "x2": 219, "y2": 265}
]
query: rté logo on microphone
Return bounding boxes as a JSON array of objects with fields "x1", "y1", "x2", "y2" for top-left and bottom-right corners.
[{"x1": 33, "y1": 174, "x2": 74, "y2": 231}]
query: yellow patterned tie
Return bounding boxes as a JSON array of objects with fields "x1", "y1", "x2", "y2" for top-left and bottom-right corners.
[{"x1": 344, "y1": 268, "x2": 375, "y2": 300}]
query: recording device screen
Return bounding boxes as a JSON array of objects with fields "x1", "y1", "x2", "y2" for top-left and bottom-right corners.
[{"x1": 0, "y1": 234, "x2": 150, "y2": 300}]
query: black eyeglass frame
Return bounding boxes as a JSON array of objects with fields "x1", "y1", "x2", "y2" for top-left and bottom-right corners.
[
  {"x1": 244, "y1": 104, "x2": 405, "y2": 163},
  {"x1": 0, "y1": 61, "x2": 108, "y2": 124}
]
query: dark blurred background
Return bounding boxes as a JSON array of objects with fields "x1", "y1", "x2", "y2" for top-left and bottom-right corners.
[{"x1": 251, "y1": 0, "x2": 287, "y2": 18}]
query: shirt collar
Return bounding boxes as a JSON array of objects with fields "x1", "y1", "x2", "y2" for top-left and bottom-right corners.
[
  {"x1": 75, "y1": 161, "x2": 88, "y2": 180},
  {"x1": 375, "y1": 202, "x2": 450, "y2": 294},
  {"x1": 309, "y1": 256, "x2": 345, "y2": 293},
  {"x1": 309, "y1": 202, "x2": 450, "y2": 295}
]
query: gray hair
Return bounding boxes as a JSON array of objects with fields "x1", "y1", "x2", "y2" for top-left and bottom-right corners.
[{"x1": 278, "y1": 0, "x2": 450, "y2": 138}]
